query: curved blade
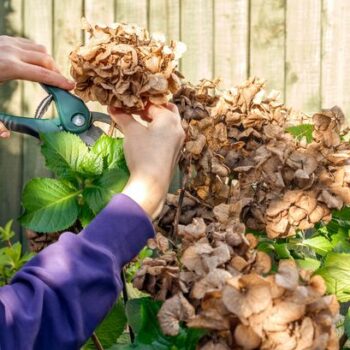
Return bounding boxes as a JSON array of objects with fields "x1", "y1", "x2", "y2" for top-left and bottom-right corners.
[
  {"x1": 78, "y1": 124, "x2": 105, "y2": 146},
  {"x1": 91, "y1": 111, "x2": 111, "y2": 124}
]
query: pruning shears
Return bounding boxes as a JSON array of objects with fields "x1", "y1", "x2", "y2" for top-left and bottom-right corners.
[{"x1": 0, "y1": 84, "x2": 112, "y2": 146}]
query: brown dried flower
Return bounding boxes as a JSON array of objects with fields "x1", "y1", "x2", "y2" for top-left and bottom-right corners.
[{"x1": 69, "y1": 19, "x2": 185, "y2": 111}]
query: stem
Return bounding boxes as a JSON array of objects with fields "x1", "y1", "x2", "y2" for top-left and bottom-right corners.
[
  {"x1": 339, "y1": 332, "x2": 347, "y2": 348},
  {"x1": 91, "y1": 332, "x2": 104, "y2": 350},
  {"x1": 121, "y1": 270, "x2": 135, "y2": 343},
  {"x1": 6, "y1": 240, "x2": 12, "y2": 248},
  {"x1": 108, "y1": 121, "x2": 116, "y2": 136}
]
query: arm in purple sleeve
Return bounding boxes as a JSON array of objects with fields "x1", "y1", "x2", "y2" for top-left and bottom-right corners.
[{"x1": 0, "y1": 194, "x2": 154, "y2": 350}]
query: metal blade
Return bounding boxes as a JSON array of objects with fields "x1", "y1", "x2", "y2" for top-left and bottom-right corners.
[
  {"x1": 78, "y1": 124, "x2": 105, "y2": 146},
  {"x1": 91, "y1": 111, "x2": 111, "y2": 124}
]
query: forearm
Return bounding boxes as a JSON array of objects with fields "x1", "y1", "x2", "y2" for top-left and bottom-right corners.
[{"x1": 0, "y1": 194, "x2": 154, "y2": 350}]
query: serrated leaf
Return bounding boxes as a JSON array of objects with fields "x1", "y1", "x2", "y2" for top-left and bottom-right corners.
[
  {"x1": 79, "y1": 204, "x2": 95, "y2": 228},
  {"x1": 316, "y1": 252, "x2": 350, "y2": 302},
  {"x1": 303, "y1": 236, "x2": 333, "y2": 256},
  {"x1": 0, "y1": 220, "x2": 15, "y2": 241},
  {"x1": 41, "y1": 132, "x2": 103, "y2": 179},
  {"x1": 296, "y1": 258, "x2": 321, "y2": 271},
  {"x1": 20, "y1": 178, "x2": 80, "y2": 233},
  {"x1": 274, "y1": 243, "x2": 292, "y2": 259},
  {"x1": 286, "y1": 124, "x2": 313, "y2": 143},
  {"x1": 91, "y1": 135, "x2": 128, "y2": 172},
  {"x1": 118, "y1": 298, "x2": 205, "y2": 350},
  {"x1": 84, "y1": 168, "x2": 129, "y2": 214},
  {"x1": 332, "y1": 207, "x2": 350, "y2": 229},
  {"x1": 83, "y1": 299, "x2": 127, "y2": 349}
]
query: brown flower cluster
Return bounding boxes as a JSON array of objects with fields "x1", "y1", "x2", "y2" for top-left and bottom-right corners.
[
  {"x1": 174, "y1": 78, "x2": 350, "y2": 238},
  {"x1": 132, "y1": 78, "x2": 350, "y2": 349},
  {"x1": 134, "y1": 197, "x2": 339, "y2": 349},
  {"x1": 69, "y1": 19, "x2": 185, "y2": 111}
]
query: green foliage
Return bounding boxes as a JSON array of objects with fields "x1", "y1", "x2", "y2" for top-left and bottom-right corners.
[
  {"x1": 286, "y1": 124, "x2": 313, "y2": 143},
  {"x1": 125, "y1": 247, "x2": 153, "y2": 283},
  {"x1": 303, "y1": 236, "x2": 334, "y2": 256},
  {"x1": 0, "y1": 221, "x2": 34, "y2": 286},
  {"x1": 111, "y1": 298, "x2": 205, "y2": 350},
  {"x1": 20, "y1": 132, "x2": 129, "y2": 233},
  {"x1": 316, "y1": 252, "x2": 350, "y2": 302},
  {"x1": 20, "y1": 178, "x2": 81, "y2": 233},
  {"x1": 41, "y1": 132, "x2": 103, "y2": 180},
  {"x1": 83, "y1": 298, "x2": 127, "y2": 349}
]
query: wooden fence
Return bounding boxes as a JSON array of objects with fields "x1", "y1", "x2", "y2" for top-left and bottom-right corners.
[{"x1": 1, "y1": 0, "x2": 350, "y2": 236}]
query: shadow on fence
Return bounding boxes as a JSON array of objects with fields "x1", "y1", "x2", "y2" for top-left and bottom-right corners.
[{"x1": 0, "y1": 0, "x2": 23, "y2": 237}]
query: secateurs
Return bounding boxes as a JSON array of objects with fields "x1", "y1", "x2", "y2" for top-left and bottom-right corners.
[{"x1": 0, "y1": 84, "x2": 112, "y2": 146}]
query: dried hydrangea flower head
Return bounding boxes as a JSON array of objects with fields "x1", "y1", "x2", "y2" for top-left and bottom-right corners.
[
  {"x1": 132, "y1": 78, "x2": 347, "y2": 349},
  {"x1": 69, "y1": 18, "x2": 185, "y2": 111}
]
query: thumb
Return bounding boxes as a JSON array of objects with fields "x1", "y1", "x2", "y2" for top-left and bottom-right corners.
[
  {"x1": 0, "y1": 122, "x2": 10, "y2": 138},
  {"x1": 108, "y1": 106, "x2": 140, "y2": 133}
]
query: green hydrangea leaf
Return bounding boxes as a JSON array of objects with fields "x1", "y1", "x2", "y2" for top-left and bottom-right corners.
[
  {"x1": 286, "y1": 124, "x2": 313, "y2": 143},
  {"x1": 19, "y1": 178, "x2": 81, "y2": 233},
  {"x1": 84, "y1": 168, "x2": 129, "y2": 214},
  {"x1": 79, "y1": 204, "x2": 95, "y2": 228},
  {"x1": 316, "y1": 252, "x2": 350, "y2": 302},
  {"x1": 111, "y1": 297, "x2": 206, "y2": 350},
  {"x1": 303, "y1": 236, "x2": 333, "y2": 256},
  {"x1": 40, "y1": 132, "x2": 103, "y2": 179},
  {"x1": 296, "y1": 258, "x2": 321, "y2": 271},
  {"x1": 91, "y1": 135, "x2": 128, "y2": 172},
  {"x1": 83, "y1": 299, "x2": 127, "y2": 349}
]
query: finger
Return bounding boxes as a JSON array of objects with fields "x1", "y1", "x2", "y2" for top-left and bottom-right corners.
[
  {"x1": 19, "y1": 49, "x2": 56, "y2": 71},
  {"x1": 0, "y1": 122, "x2": 10, "y2": 138},
  {"x1": 14, "y1": 38, "x2": 47, "y2": 53},
  {"x1": 137, "y1": 103, "x2": 166, "y2": 122},
  {"x1": 108, "y1": 106, "x2": 141, "y2": 133},
  {"x1": 15, "y1": 62, "x2": 75, "y2": 90}
]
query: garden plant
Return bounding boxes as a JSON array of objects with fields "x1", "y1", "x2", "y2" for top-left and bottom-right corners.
[{"x1": 14, "y1": 20, "x2": 350, "y2": 350}]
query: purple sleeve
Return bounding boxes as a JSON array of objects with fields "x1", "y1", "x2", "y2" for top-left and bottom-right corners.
[{"x1": 0, "y1": 194, "x2": 154, "y2": 350}]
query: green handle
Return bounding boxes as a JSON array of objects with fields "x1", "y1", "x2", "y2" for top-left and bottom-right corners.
[
  {"x1": 0, "y1": 113, "x2": 61, "y2": 138},
  {"x1": 42, "y1": 85, "x2": 92, "y2": 133}
]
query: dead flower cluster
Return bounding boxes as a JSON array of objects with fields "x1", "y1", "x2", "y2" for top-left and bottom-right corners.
[
  {"x1": 134, "y1": 205, "x2": 339, "y2": 349},
  {"x1": 69, "y1": 19, "x2": 185, "y2": 111},
  {"x1": 132, "y1": 78, "x2": 350, "y2": 349},
  {"x1": 173, "y1": 78, "x2": 350, "y2": 238}
]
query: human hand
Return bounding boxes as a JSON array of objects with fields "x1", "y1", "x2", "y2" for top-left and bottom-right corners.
[
  {"x1": 108, "y1": 103, "x2": 185, "y2": 219},
  {"x1": 0, "y1": 122, "x2": 10, "y2": 139},
  {"x1": 0, "y1": 36, "x2": 74, "y2": 89}
]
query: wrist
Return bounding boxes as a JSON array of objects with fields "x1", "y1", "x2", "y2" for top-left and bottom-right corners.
[{"x1": 122, "y1": 175, "x2": 168, "y2": 219}]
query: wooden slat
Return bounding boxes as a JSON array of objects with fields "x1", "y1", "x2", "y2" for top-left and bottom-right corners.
[
  {"x1": 148, "y1": 0, "x2": 180, "y2": 40},
  {"x1": 214, "y1": 0, "x2": 249, "y2": 88},
  {"x1": 115, "y1": 0, "x2": 148, "y2": 27},
  {"x1": 181, "y1": 0, "x2": 214, "y2": 83},
  {"x1": 22, "y1": 0, "x2": 52, "y2": 192},
  {"x1": 285, "y1": 0, "x2": 321, "y2": 114},
  {"x1": 0, "y1": 0, "x2": 23, "y2": 233},
  {"x1": 84, "y1": 0, "x2": 115, "y2": 114},
  {"x1": 321, "y1": 0, "x2": 350, "y2": 119},
  {"x1": 250, "y1": 0, "x2": 285, "y2": 97},
  {"x1": 54, "y1": 0, "x2": 83, "y2": 78}
]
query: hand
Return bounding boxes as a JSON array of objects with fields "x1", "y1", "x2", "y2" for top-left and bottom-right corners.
[
  {"x1": 108, "y1": 103, "x2": 185, "y2": 219},
  {"x1": 0, "y1": 122, "x2": 10, "y2": 139},
  {"x1": 0, "y1": 36, "x2": 74, "y2": 89}
]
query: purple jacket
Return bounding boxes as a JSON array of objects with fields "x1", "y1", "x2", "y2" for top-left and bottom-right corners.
[{"x1": 0, "y1": 194, "x2": 154, "y2": 350}]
